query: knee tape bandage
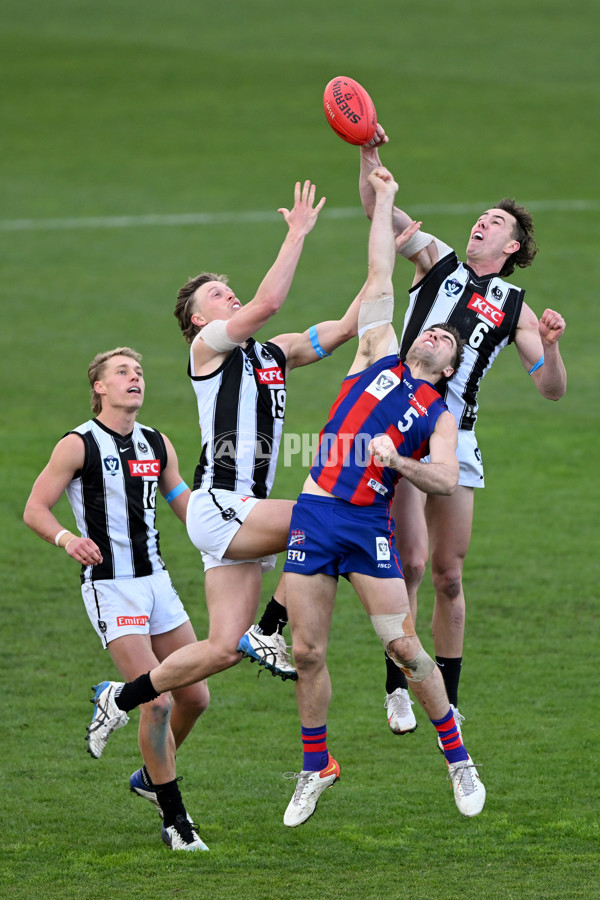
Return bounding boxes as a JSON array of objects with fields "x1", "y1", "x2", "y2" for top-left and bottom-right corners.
[
  {"x1": 398, "y1": 648, "x2": 436, "y2": 683},
  {"x1": 370, "y1": 613, "x2": 416, "y2": 647}
]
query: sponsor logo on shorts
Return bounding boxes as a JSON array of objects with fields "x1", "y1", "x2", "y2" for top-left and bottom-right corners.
[
  {"x1": 128, "y1": 459, "x2": 161, "y2": 476},
  {"x1": 221, "y1": 507, "x2": 237, "y2": 521},
  {"x1": 289, "y1": 530, "x2": 306, "y2": 546},
  {"x1": 287, "y1": 549, "x2": 306, "y2": 563},
  {"x1": 377, "y1": 563, "x2": 392, "y2": 569},
  {"x1": 467, "y1": 293, "x2": 505, "y2": 327},
  {"x1": 117, "y1": 615, "x2": 150, "y2": 627},
  {"x1": 256, "y1": 366, "x2": 284, "y2": 386},
  {"x1": 98, "y1": 619, "x2": 107, "y2": 634},
  {"x1": 376, "y1": 537, "x2": 390, "y2": 561}
]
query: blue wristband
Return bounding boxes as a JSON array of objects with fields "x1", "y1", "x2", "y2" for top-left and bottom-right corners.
[
  {"x1": 309, "y1": 324, "x2": 331, "y2": 359},
  {"x1": 528, "y1": 354, "x2": 544, "y2": 375},
  {"x1": 164, "y1": 481, "x2": 188, "y2": 503}
]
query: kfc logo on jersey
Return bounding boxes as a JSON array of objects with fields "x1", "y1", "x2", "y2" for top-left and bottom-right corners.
[
  {"x1": 444, "y1": 277, "x2": 463, "y2": 297},
  {"x1": 467, "y1": 293, "x2": 505, "y2": 327},
  {"x1": 128, "y1": 459, "x2": 161, "y2": 477},
  {"x1": 366, "y1": 369, "x2": 401, "y2": 400},
  {"x1": 103, "y1": 455, "x2": 120, "y2": 476},
  {"x1": 256, "y1": 366, "x2": 284, "y2": 386}
]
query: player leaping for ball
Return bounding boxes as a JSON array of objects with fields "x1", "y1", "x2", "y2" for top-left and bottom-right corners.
[{"x1": 82, "y1": 180, "x2": 426, "y2": 834}]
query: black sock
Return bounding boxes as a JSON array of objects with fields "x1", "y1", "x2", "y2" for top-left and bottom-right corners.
[
  {"x1": 115, "y1": 672, "x2": 160, "y2": 712},
  {"x1": 436, "y1": 656, "x2": 462, "y2": 707},
  {"x1": 154, "y1": 778, "x2": 186, "y2": 828},
  {"x1": 257, "y1": 597, "x2": 288, "y2": 635},
  {"x1": 384, "y1": 651, "x2": 409, "y2": 693}
]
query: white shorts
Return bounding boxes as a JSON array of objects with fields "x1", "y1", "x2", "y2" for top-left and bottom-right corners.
[
  {"x1": 456, "y1": 430, "x2": 484, "y2": 488},
  {"x1": 81, "y1": 569, "x2": 189, "y2": 649},
  {"x1": 422, "y1": 429, "x2": 484, "y2": 488},
  {"x1": 187, "y1": 488, "x2": 277, "y2": 573}
]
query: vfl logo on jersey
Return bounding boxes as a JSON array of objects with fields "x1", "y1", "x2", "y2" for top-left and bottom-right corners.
[
  {"x1": 368, "y1": 478, "x2": 387, "y2": 496},
  {"x1": 366, "y1": 369, "x2": 401, "y2": 400},
  {"x1": 467, "y1": 293, "x2": 506, "y2": 327},
  {"x1": 244, "y1": 356, "x2": 254, "y2": 375},
  {"x1": 128, "y1": 459, "x2": 161, "y2": 477},
  {"x1": 117, "y1": 615, "x2": 150, "y2": 627},
  {"x1": 376, "y1": 537, "x2": 391, "y2": 561},
  {"x1": 256, "y1": 366, "x2": 284, "y2": 386},
  {"x1": 289, "y1": 530, "x2": 306, "y2": 546},
  {"x1": 103, "y1": 455, "x2": 120, "y2": 476},
  {"x1": 443, "y1": 277, "x2": 463, "y2": 297}
]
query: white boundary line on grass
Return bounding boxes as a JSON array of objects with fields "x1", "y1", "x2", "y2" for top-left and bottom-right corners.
[{"x1": 0, "y1": 199, "x2": 597, "y2": 232}]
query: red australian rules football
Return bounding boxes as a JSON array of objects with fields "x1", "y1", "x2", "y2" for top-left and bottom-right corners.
[{"x1": 323, "y1": 76, "x2": 377, "y2": 146}]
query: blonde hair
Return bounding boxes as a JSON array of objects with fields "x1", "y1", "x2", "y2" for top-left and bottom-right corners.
[{"x1": 88, "y1": 347, "x2": 142, "y2": 415}]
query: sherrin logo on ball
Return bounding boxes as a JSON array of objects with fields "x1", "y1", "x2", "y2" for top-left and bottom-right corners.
[{"x1": 323, "y1": 76, "x2": 377, "y2": 146}]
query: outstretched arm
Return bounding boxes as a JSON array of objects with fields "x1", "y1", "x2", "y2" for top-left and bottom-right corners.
[
  {"x1": 192, "y1": 180, "x2": 325, "y2": 374},
  {"x1": 276, "y1": 167, "x2": 416, "y2": 371},
  {"x1": 359, "y1": 126, "x2": 439, "y2": 280},
  {"x1": 514, "y1": 303, "x2": 567, "y2": 400}
]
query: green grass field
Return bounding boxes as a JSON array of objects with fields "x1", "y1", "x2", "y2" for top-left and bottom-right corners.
[{"x1": 1, "y1": 1, "x2": 599, "y2": 898}]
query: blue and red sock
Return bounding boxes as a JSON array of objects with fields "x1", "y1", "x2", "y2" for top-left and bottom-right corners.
[
  {"x1": 301, "y1": 724, "x2": 329, "y2": 772},
  {"x1": 431, "y1": 708, "x2": 468, "y2": 764}
]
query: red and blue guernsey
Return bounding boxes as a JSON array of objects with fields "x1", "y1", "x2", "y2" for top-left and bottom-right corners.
[{"x1": 310, "y1": 356, "x2": 448, "y2": 507}]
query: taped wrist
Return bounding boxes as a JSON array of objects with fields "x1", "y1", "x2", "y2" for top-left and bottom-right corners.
[
  {"x1": 200, "y1": 319, "x2": 240, "y2": 352},
  {"x1": 398, "y1": 229, "x2": 434, "y2": 259}
]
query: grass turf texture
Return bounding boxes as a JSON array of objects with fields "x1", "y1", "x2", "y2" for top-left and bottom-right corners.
[{"x1": 1, "y1": 1, "x2": 599, "y2": 898}]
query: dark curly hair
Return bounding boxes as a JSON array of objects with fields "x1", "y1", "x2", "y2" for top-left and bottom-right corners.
[
  {"x1": 495, "y1": 198, "x2": 538, "y2": 277},
  {"x1": 174, "y1": 272, "x2": 228, "y2": 345}
]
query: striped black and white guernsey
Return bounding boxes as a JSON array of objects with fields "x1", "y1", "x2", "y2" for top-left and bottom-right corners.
[
  {"x1": 399, "y1": 240, "x2": 525, "y2": 431},
  {"x1": 189, "y1": 337, "x2": 287, "y2": 499},
  {"x1": 65, "y1": 418, "x2": 168, "y2": 583}
]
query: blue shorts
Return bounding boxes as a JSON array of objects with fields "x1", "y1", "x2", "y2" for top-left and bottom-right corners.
[{"x1": 283, "y1": 493, "x2": 404, "y2": 580}]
